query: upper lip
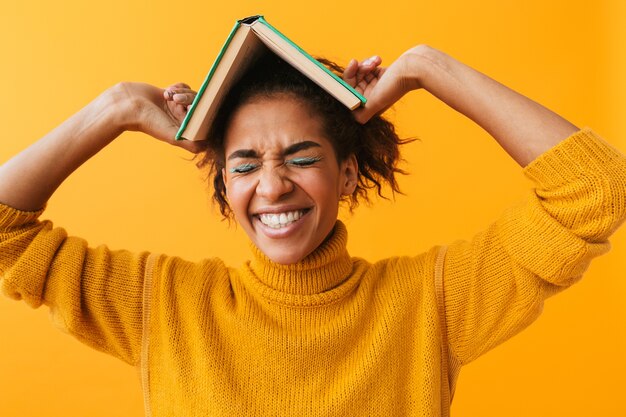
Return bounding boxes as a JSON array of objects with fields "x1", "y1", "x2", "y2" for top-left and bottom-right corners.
[{"x1": 251, "y1": 205, "x2": 311, "y2": 216}]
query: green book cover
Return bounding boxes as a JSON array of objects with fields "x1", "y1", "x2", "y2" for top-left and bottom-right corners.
[
  {"x1": 176, "y1": 15, "x2": 366, "y2": 141},
  {"x1": 175, "y1": 19, "x2": 243, "y2": 140}
]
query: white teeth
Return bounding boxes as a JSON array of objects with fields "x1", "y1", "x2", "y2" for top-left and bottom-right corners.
[{"x1": 258, "y1": 210, "x2": 305, "y2": 229}]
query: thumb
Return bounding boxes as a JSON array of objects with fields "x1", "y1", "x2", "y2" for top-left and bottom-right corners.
[
  {"x1": 175, "y1": 138, "x2": 207, "y2": 154},
  {"x1": 353, "y1": 105, "x2": 378, "y2": 124},
  {"x1": 140, "y1": 105, "x2": 180, "y2": 142},
  {"x1": 352, "y1": 87, "x2": 394, "y2": 124},
  {"x1": 149, "y1": 121, "x2": 180, "y2": 144},
  {"x1": 144, "y1": 109, "x2": 206, "y2": 153},
  {"x1": 353, "y1": 72, "x2": 411, "y2": 124}
]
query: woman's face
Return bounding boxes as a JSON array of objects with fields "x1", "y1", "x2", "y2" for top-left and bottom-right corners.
[{"x1": 222, "y1": 95, "x2": 357, "y2": 264}]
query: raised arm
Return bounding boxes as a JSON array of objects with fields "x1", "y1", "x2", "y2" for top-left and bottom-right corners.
[
  {"x1": 0, "y1": 82, "x2": 199, "y2": 211},
  {"x1": 345, "y1": 47, "x2": 626, "y2": 366},
  {"x1": 344, "y1": 45, "x2": 578, "y2": 166}
]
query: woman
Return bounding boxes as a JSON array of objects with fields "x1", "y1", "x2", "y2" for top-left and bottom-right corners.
[{"x1": 1, "y1": 46, "x2": 624, "y2": 416}]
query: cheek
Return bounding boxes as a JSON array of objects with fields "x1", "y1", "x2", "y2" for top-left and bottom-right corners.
[
  {"x1": 299, "y1": 169, "x2": 343, "y2": 201},
  {"x1": 225, "y1": 179, "x2": 255, "y2": 219}
]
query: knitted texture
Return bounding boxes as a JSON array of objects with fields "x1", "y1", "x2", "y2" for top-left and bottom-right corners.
[{"x1": 1, "y1": 129, "x2": 625, "y2": 416}]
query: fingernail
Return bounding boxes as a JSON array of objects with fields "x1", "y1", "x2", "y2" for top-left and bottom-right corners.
[
  {"x1": 173, "y1": 93, "x2": 186, "y2": 102},
  {"x1": 363, "y1": 55, "x2": 379, "y2": 66}
]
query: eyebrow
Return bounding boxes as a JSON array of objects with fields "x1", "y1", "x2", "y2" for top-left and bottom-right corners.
[{"x1": 226, "y1": 140, "x2": 322, "y2": 161}]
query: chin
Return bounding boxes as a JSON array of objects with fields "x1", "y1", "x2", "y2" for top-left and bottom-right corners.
[{"x1": 261, "y1": 244, "x2": 312, "y2": 265}]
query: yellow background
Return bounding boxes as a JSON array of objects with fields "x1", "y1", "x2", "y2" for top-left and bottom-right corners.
[{"x1": 1, "y1": 0, "x2": 624, "y2": 415}]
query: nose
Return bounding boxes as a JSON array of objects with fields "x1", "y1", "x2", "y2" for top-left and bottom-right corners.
[{"x1": 255, "y1": 166, "x2": 294, "y2": 201}]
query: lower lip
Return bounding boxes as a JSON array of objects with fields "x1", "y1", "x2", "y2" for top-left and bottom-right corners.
[{"x1": 254, "y1": 210, "x2": 310, "y2": 238}]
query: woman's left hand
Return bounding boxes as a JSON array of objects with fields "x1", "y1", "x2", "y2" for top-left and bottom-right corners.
[
  {"x1": 343, "y1": 49, "x2": 422, "y2": 124},
  {"x1": 346, "y1": 45, "x2": 578, "y2": 166}
]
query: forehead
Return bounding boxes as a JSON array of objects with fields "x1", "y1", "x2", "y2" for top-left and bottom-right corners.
[{"x1": 223, "y1": 96, "x2": 333, "y2": 154}]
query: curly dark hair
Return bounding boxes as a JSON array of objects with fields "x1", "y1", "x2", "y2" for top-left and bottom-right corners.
[{"x1": 195, "y1": 53, "x2": 410, "y2": 218}]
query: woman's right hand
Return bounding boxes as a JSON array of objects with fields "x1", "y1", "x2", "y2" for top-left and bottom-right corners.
[
  {"x1": 115, "y1": 82, "x2": 204, "y2": 153},
  {"x1": 0, "y1": 81, "x2": 203, "y2": 211}
]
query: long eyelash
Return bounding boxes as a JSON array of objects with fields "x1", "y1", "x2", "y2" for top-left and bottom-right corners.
[
  {"x1": 286, "y1": 156, "x2": 323, "y2": 166},
  {"x1": 229, "y1": 163, "x2": 258, "y2": 174}
]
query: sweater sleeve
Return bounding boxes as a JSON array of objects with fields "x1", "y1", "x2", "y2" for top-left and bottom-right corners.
[
  {"x1": 0, "y1": 205, "x2": 147, "y2": 365},
  {"x1": 442, "y1": 128, "x2": 626, "y2": 365}
]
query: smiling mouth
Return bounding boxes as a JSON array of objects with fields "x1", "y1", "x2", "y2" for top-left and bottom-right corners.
[{"x1": 257, "y1": 209, "x2": 310, "y2": 229}]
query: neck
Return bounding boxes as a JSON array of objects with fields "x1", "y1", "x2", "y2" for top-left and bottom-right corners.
[{"x1": 247, "y1": 221, "x2": 354, "y2": 299}]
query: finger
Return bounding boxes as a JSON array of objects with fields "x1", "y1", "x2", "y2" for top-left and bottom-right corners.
[
  {"x1": 356, "y1": 78, "x2": 370, "y2": 92},
  {"x1": 163, "y1": 84, "x2": 196, "y2": 101},
  {"x1": 164, "y1": 87, "x2": 196, "y2": 98},
  {"x1": 173, "y1": 93, "x2": 195, "y2": 105},
  {"x1": 170, "y1": 104, "x2": 187, "y2": 120},
  {"x1": 164, "y1": 89, "x2": 197, "y2": 107},
  {"x1": 361, "y1": 67, "x2": 386, "y2": 88},
  {"x1": 348, "y1": 56, "x2": 382, "y2": 88},
  {"x1": 361, "y1": 55, "x2": 382, "y2": 68},
  {"x1": 167, "y1": 87, "x2": 196, "y2": 95},
  {"x1": 167, "y1": 82, "x2": 191, "y2": 89},
  {"x1": 343, "y1": 59, "x2": 359, "y2": 87},
  {"x1": 357, "y1": 56, "x2": 382, "y2": 76}
]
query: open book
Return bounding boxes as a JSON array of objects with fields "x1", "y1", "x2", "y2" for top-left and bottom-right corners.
[{"x1": 175, "y1": 15, "x2": 366, "y2": 141}]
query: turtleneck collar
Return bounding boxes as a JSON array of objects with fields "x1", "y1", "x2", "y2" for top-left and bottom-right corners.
[{"x1": 245, "y1": 221, "x2": 357, "y2": 306}]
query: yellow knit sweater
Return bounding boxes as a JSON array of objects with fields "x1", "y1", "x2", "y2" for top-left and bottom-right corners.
[{"x1": 1, "y1": 129, "x2": 625, "y2": 416}]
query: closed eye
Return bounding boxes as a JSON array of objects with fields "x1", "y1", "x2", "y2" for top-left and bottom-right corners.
[
  {"x1": 286, "y1": 156, "x2": 322, "y2": 167},
  {"x1": 229, "y1": 163, "x2": 259, "y2": 174}
]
